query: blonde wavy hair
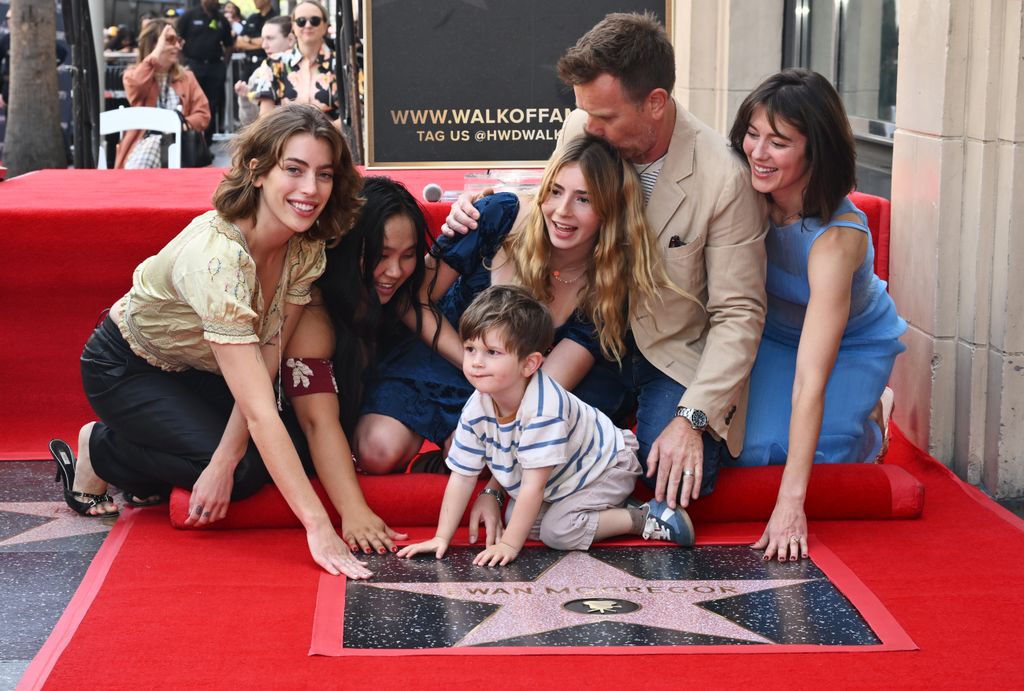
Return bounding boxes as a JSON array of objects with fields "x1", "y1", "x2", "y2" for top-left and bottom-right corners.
[{"x1": 502, "y1": 135, "x2": 667, "y2": 362}]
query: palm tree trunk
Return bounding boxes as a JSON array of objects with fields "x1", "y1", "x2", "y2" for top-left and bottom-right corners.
[{"x1": 2, "y1": 0, "x2": 66, "y2": 177}]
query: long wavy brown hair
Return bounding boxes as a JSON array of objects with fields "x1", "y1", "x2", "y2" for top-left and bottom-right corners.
[
  {"x1": 212, "y1": 104, "x2": 363, "y2": 245},
  {"x1": 502, "y1": 135, "x2": 667, "y2": 362}
]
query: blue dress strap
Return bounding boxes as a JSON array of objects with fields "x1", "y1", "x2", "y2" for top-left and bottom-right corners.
[
  {"x1": 815, "y1": 197, "x2": 869, "y2": 236},
  {"x1": 826, "y1": 219, "x2": 869, "y2": 233}
]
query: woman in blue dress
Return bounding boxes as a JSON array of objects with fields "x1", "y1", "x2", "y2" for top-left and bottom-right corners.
[
  {"x1": 727, "y1": 69, "x2": 906, "y2": 561},
  {"x1": 354, "y1": 135, "x2": 668, "y2": 474}
]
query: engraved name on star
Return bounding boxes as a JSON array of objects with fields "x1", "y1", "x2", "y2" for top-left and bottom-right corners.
[{"x1": 362, "y1": 550, "x2": 811, "y2": 647}]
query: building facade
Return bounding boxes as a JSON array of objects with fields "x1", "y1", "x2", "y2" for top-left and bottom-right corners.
[{"x1": 671, "y1": 0, "x2": 1024, "y2": 500}]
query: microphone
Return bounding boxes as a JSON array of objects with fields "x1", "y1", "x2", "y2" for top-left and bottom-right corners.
[{"x1": 422, "y1": 183, "x2": 443, "y2": 203}]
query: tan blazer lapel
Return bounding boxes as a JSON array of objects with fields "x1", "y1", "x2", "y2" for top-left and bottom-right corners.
[{"x1": 646, "y1": 102, "x2": 696, "y2": 239}]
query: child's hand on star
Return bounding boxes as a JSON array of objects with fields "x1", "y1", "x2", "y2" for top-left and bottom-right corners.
[
  {"x1": 396, "y1": 536, "x2": 450, "y2": 559},
  {"x1": 473, "y1": 541, "x2": 520, "y2": 567}
]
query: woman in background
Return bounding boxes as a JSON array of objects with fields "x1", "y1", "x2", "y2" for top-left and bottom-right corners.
[
  {"x1": 116, "y1": 20, "x2": 210, "y2": 168},
  {"x1": 234, "y1": 16, "x2": 294, "y2": 128},
  {"x1": 223, "y1": 1, "x2": 244, "y2": 36},
  {"x1": 252, "y1": 0, "x2": 340, "y2": 127}
]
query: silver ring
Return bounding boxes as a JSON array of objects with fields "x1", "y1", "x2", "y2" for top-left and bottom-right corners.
[
  {"x1": 193, "y1": 505, "x2": 204, "y2": 514},
  {"x1": 682, "y1": 469, "x2": 694, "y2": 477},
  {"x1": 790, "y1": 535, "x2": 801, "y2": 542},
  {"x1": 202, "y1": 511, "x2": 211, "y2": 517}
]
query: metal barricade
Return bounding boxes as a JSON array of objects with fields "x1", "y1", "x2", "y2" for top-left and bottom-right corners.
[{"x1": 220, "y1": 52, "x2": 245, "y2": 137}]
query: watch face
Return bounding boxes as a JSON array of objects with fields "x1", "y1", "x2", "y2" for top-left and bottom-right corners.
[{"x1": 691, "y1": 410, "x2": 708, "y2": 428}]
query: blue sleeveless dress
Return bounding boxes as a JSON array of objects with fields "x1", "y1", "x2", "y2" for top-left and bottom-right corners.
[
  {"x1": 360, "y1": 193, "x2": 631, "y2": 445},
  {"x1": 733, "y1": 197, "x2": 906, "y2": 466}
]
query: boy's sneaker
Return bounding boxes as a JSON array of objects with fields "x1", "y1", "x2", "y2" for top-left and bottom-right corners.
[{"x1": 641, "y1": 499, "x2": 695, "y2": 547}]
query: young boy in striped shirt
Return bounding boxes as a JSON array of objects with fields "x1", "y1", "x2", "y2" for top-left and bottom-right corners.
[{"x1": 398, "y1": 285, "x2": 694, "y2": 567}]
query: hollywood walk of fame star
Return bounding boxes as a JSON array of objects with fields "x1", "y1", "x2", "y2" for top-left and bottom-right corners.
[
  {"x1": 0, "y1": 501, "x2": 112, "y2": 549},
  {"x1": 361, "y1": 550, "x2": 813, "y2": 647}
]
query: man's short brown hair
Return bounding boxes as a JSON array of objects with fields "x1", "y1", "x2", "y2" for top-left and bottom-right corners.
[
  {"x1": 459, "y1": 285, "x2": 554, "y2": 360},
  {"x1": 557, "y1": 12, "x2": 675, "y2": 103}
]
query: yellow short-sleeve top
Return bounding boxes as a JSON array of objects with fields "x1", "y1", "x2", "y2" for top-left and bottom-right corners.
[{"x1": 117, "y1": 210, "x2": 326, "y2": 373}]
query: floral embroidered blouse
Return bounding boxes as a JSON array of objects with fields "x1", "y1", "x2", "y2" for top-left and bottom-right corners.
[
  {"x1": 251, "y1": 43, "x2": 339, "y2": 120},
  {"x1": 117, "y1": 210, "x2": 326, "y2": 374}
]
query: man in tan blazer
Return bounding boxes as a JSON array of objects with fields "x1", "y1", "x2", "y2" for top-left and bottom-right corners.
[{"x1": 445, "y1": 13, "x2": 767, "y2": 512}]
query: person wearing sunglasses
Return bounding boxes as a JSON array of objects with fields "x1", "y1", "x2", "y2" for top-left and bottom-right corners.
[{"x1": 251, "y1": 0, "x2": 341, "y2": 128}]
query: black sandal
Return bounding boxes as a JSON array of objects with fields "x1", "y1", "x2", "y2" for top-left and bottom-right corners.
[{"x1": 49, "y1": 439, "x2": 119, "y2": 518}]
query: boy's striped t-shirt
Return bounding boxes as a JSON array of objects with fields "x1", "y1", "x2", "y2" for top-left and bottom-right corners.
[{"x1": 446, "y1": 370, "x2": 626, "y2": 501}]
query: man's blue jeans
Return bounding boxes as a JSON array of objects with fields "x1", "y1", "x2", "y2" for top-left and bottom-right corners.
[{"x1": 620, "y1": 337, "x2": 724, "y2": 501}]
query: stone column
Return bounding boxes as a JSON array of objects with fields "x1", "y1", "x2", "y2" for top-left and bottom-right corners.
[
  {"x1": 890, "y1": 0, "x2": 1024, "y2": 498},
  {"x1": 671, "y1": 0, "x2": 784, "y2": 134}
]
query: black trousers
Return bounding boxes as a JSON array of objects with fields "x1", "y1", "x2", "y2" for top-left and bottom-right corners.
[
  {"x1": 186, "y1": 59, "x2": 227, "y2": 142},
  {"x1": 81, "y1": 317, "x2": 310, "y2": 499}
]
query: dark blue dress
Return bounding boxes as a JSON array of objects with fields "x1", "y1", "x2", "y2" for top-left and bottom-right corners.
[{"x1": 360, "y1": 193, "x2": 631, "y2": 444}]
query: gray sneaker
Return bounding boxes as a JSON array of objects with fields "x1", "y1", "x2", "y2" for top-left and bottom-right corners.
[{"x1": 641, "y1": 499, "x2": 695, "y2": 547}]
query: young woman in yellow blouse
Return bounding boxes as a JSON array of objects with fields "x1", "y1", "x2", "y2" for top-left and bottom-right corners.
[{"x1": 50, "y1": 105, "x2": 374, "y2": 578}]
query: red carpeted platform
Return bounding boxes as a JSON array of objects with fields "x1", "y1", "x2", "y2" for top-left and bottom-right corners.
[
  {"x1": 168, "y1": 461, "x2": 924, "y2": 528},
  {"x1": 0, "y1": 168, "x2": 476, "y2": 461},
  {"x1": 19, "y1": 427, "x2": 1024, "y2": 689}
]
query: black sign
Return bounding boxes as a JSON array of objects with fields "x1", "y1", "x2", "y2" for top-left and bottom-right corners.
[{"x1": 365, "y1": 0, "x2": 668, "y2": 168}]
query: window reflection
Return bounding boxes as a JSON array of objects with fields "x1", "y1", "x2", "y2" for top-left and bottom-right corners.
[
  {"x1": 783, "y1": 0, "x2": 899, "y2": 125},
  {"x1": 838, "y1": 0, "x2": 899, "y2": 123}
]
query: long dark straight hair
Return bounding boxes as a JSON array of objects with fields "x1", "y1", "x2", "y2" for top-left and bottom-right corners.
[
  {"x1": 316, "y1": 176, "x2": 433, "y2": 435},
  {"x1": 729, "y1": 68, "x2": 856, "y2": 223}
]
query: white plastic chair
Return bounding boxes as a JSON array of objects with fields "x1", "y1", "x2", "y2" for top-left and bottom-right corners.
[{"x1": 99, "y1": 106, "x2": 182, "y2": 169}]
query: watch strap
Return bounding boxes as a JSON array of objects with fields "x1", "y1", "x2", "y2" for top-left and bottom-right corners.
[{"x1": 480, "y1": 487, "x2": 504, "y2": 507}]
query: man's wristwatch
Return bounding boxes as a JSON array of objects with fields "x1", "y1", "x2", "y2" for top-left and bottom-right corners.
[
  {"x1": 480, "y1": 487, "x2": 505, "y2": 508},
  {"x1": 675, "y1": 406, "x2": 708, "y2": 431}
]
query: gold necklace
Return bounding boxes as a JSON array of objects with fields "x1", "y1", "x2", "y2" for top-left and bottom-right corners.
[{"x1": 551, "y1": 266, "x2": 587, "y2": 285}]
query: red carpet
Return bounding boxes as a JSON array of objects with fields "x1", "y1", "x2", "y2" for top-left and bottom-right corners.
[{"x1": 19, "y1": 427, "x2": 1024, "y2": 690}]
